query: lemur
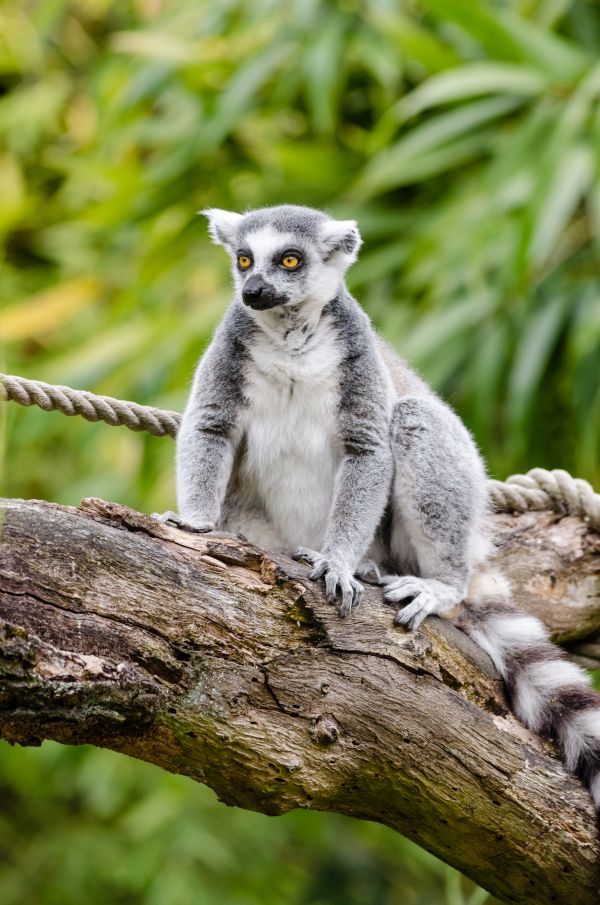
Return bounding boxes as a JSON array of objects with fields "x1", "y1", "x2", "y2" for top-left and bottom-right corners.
[{"x1": 161, "y1": 204, "x2": 600, "y2": 817}]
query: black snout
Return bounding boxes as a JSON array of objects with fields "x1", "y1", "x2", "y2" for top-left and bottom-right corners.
[{"x1": 242, "y1": 274, "x2": 284, "y2": 310}]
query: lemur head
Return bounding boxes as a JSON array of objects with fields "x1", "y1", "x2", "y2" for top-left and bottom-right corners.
[{"x1": 202, "y1": 204, "x2": 362, "y2": 311}]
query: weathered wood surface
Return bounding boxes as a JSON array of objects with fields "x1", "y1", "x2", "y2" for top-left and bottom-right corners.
[{"x1": 1, "y1": 497, "x2": 599, "y2": 904}]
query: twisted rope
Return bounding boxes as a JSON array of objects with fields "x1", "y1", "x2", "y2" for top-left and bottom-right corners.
[
  {"x1": 1, "y1": 373, "x2": 598, "y2": 528},
  {"x1": 0, "y1": 373, "x2": 181, "y2": 439},
  {"x1": 488, "y1": 469, "x2": 600, "y2": 531}
]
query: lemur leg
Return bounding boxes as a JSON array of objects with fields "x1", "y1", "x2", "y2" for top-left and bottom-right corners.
[
  {"x1": 382, "y1": 396, "x2": 488, "y2": 631},
  {"x1": 293, "y1": 439, "x2": 393, "y2": 617}
]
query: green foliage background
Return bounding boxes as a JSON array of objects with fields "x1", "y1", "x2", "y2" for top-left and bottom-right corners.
[{"x1": 1, "y1": 0, "x2": 599, "y2": 902}]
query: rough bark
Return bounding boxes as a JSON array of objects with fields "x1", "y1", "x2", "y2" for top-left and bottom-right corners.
[{"x1": 1, "y1": 497, "x2": 599, "y2": 904}]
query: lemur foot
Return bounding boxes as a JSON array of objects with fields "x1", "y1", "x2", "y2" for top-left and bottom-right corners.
[
  {"x1": 292, "y1": 547, "x2": 364, "y2": 618},
  {"x1": 355, "y1": 559, "x2": 381, "y2": 585},
  {"x1": 151, "y1": 511, "x2": 215, "y2": 533},
  {"x1": 381, "y1": 575, "x2": 464, "y2": 631}
]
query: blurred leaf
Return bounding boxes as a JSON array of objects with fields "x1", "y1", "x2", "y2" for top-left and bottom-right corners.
[
  {"x1": 357, "y1": 96, "x2": 522, "y2": 195},
  {"x1": 303, "y1": 13, "x2": 345, "y2": 135},
  {"x1": 400, "y1": 296, "x2": 494, "y2": 363},
  {"x1": 527, "y1": 143, "x2": 594, "y2": 269},
  {"x1": 0, "y1": 152, "x2": 25, "y2": 234},
  {"x1": 0, "y1": 6, "x2": 43, "y2": 73},
  {"x1": 110, "y1": 30, "x2": 200, "y2": 64},
  {"x1": 373, "y1": 12, "x2": 462, "y2": 73},
  {"x1": 507, "y1": 294, "x2": 570, "y2": 427},
  {"x1": 0, "y1": 73, "x2": 72, "y2": 155},
  {"x1": 422, "y1": 0, "x2": 589, "y2": 77},
  {"x1": 0, "y1": 277, "x2": 101, "y2": 342},
  {"x1": 203, "y1": 43, "x2": 291, "y2": 148},
  {"x1": 391, "y1": 63, "x2": 548, "y2": 124}
]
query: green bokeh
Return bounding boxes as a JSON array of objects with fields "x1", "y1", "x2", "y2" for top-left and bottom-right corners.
[
  {"x1": 0, "y1": 741, "x2": 493, "y2": 905},
  {"x1": 1, "y1": 0, "x2": 599, "y2": 902}
]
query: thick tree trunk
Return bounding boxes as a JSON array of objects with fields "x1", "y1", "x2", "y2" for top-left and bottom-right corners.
[{"x1": 1, "y1": 497, "x2": 599, "y2": 903}]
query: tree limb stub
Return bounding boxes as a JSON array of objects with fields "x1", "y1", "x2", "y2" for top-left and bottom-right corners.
[{"x1": 1, "y1": 498, "x2": 599, "y2": 903}]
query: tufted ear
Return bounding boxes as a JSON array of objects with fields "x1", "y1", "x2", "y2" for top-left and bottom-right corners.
[
  {"x1": 319, "y1": 219, "x2": 362, "y2": 265},
  {"x1": 201, "y1": 208, "x2": 243, "y2": 248}
]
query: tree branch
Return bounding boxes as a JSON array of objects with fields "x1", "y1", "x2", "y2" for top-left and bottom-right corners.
[{"x1": 1, "y1": 497, "x2": 599, "y2": 903}]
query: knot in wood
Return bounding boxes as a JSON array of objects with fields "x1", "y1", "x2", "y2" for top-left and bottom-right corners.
[{"x1": 310, "y1": 714, "x2": 341, "y2": 746}]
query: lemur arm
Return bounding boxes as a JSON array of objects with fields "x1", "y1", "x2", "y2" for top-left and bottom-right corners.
[
  {"x1": 323, "y1": 351, "x2": 393, "y2": 566},
  {"x1": 176, "y1": 326, "x2": 246, "y2": 529},
  {"x1": 294, "y1": 348, "x2": 393, "y2": 613}
]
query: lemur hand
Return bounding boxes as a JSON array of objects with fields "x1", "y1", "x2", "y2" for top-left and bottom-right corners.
[
  {"x1": 381, "y1": 575, "x2": 464, "y2": 630},
  {"x1": 151, "y1": 511, "x2": 215, "y2": 533},
  {"x1": 292, "y1": 547, "x2": 363, "y2": 617}
]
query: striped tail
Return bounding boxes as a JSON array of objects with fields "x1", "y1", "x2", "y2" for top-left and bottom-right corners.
[{"x1": 458, "y1": 571, "x2": 600, "y2": 816}]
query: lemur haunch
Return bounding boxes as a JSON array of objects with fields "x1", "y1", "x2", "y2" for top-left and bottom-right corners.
[{"x1": 169, "y1": 204, "x2": 600, "y2": 817}]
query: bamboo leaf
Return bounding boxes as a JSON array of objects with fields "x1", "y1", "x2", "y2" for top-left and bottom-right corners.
[
  {"x1": 399, "y1": 296, "x2": 494, "y2": 364},
  {"x1": 528, "y1": 143, "x2": 594, "y2": 269},
  {"x1": 202, "y1": 43, "x2": 290, "y2": 148},
  {"x1": 507, "y1": 295, "x2": 570, "y2": 426},
  {"x1": 392, "y1": 63, "x2": 549, "y2": 124},
  {"x1": 356, "y1": 96, "x2": 523, "y2": 196},
  {"x1": 371, "y1": 12, "x2": 462, "y2": 73},
  {"x1": 303, "y1": 14, "x2": 345, "y2": 135},
  {"x1": 422, "y1": 0, "x2": 590, "y2": 78}
]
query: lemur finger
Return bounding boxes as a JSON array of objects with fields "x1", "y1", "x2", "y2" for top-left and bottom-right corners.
[
  {"x1": 151, "y1": 510, "x2": 180, "y2": 524},
  {"x1": 292, "y1": 546, "x2": 318, "y2": 565},
  {"x1": 339, "y1": 578, "x2": 364, "y2": 618},
  {"x1": 351, "y1": 578, "x2": 364, "y2": 604},
  {"x1": 382, "y1": 577, "x2": 424, "y2": 603},
  {"x1": 308, "y1": 561, "x2": 328, "y2": 581},
  {"x1": 394, "y1": 594, "x2": 434, "y2": 630},
  {"x1": 151, "y1": 511, "x2": 214, "y2": 534},
  {"x1": 293, "y1": 547, "x2": 327, "y2": 577},
  {"x1": 380, "y1": 573, "x2": 398, "y2": 586},
  {"x1": 325, "y1": 571, "x2": 340, "y2": 604},
  {"x1": 339, "y1": 581, "x2": 355, "y2": 618},
  {"x1": 381, "y1": 574, "x2": 421, "y2": 590}
]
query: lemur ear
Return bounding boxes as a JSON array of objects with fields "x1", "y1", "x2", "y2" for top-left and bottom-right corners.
[
  {"x1": 201, "y1": 208, "x2": 243, "y2": 248},
  {"x1": 320, "y1": 219, "x2": 362, "y2": 264}
]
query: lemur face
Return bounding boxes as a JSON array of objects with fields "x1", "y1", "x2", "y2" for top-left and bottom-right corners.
[{"x1": 203, "y1": 205, "x2": 362, "y2": 311}]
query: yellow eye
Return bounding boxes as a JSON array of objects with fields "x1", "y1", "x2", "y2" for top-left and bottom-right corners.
[
  {"x1": 238, "y1": 255, "x2": 252, "y2": 269},
  {"x1": 282, "y1": 255, "x2": 300, "y2": 269}
]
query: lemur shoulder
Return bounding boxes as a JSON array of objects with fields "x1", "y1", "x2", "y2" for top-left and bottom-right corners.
[{"x1": 163, "y1": 204, "x2": 600, "y2": 819}]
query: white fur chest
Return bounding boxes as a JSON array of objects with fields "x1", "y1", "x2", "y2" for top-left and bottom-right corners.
[{"x1": 238, "y1": 318, "x2": 344, "y2": 550}]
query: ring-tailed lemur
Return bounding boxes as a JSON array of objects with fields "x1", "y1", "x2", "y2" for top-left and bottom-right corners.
[{"x1": 162, "y1": 204, "x2": 600, "y2": 817}]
